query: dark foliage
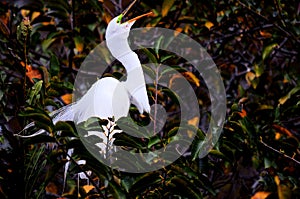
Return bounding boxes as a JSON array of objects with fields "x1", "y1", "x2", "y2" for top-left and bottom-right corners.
[{"x1": 0, "y1": 0, "x2": 299, "y2": 198}]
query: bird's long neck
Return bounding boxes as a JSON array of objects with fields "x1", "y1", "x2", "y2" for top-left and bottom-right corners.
[{"x1": 118, "y1": 51, "x2": 146, "y2": 94}]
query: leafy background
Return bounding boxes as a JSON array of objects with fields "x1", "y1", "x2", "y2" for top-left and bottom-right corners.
[{"x1": 0, "y1": 0, "x2": 299, "y2": 198}]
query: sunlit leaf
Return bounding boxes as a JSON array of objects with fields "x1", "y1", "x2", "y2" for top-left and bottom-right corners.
[
  {"x1": 272, "y1": 124, "x2": 293, "y2": 137},
  {"x1": 254, "y1": 63, "x2": 265, "y2": 77},
  {"x1": 262, "y1": 43, "x2": 278, "y2": 60},
  {"x1": 278, "y1": 86, "x2": 300, "y2": 105},
  {"x1": 259, "y1": 30, "x2": 272, "y2": 38},
  {"x1": 26, "y1": 80, "x2": 43, "y2": 105},
  {"x1": 251, "y1": 191, "x2": 272, "y2": 199},
  {"x1": 82, "y1": 185, "x2": 94, "y2": 193},
  {"x1": 205, "y1": 21, "x2": 214, "y2": 30},
  {"x1": 61, "y1": 93, "x2": 73, "y2": 105},
  {"x1": 275, "y1": 176, "x2": 292, "y2": 199},
  {"x1": 182, "y1": 72, "x2": 200, "y2": 87},
  {"x1": 26, "y1": 65, "x2": 42, "y2": 83},
  {"x1": 162, "y1": 0, "x2": 175, "y2": 17},
  {"x1": 74, "y1": 36, "x2": 84, "y2": 53}
]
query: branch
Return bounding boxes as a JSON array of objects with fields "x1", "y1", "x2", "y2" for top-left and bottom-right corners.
[{"x1": 260, "y1": 137, "x2": 300, "y2": 165}]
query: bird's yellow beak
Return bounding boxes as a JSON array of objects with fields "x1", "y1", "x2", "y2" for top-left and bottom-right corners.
[
  {"x1": 125, "y1": 12, "x2": 153, "y2": 23},
  {"x1": 118, "y1": 0, "x2": 153, "y2": 24}
]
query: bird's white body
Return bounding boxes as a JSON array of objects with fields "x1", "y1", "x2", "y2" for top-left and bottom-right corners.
[
  {"x1": 73, "y1": 77, "x2": 130, "y2": 123},
  {"x1": 48, "y1": 14, "x2": 150, "y2": 126}
]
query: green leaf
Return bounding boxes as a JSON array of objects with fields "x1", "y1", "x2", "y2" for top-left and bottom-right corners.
[
  {"x1": 160, "y1": 65, "x2": 188, "y2": 76},
  {"x1": 50, "y1": 54, "x2": 60, "y2": 77},
  {"x1": 278, "y1": 86, "x2": 300, "y2": 105},
  {"x1": 27, "y1": 80, "x2": 43, "y2": 105},
  {"x1": 42, "y1": 38, "x2": 56, "y2": 52},
  {"x1": 191, "y1": 128, "x2": 206, "y2": 161},
  {"x1": 162, "y1": 0, "x2": 176, "y2": 17},
  {"x1": 84, "y1": 117, "x2": 109, "y2": 128},
  {"x1": 160, "y1": 54, "x2": 175, "y2": 63},
  {"x1": 35, "y1": 121, "x2": 53, "y2": 134},
  {"x1": 167, "y1": 176, "x2": 203, "y2": 198},
  {"x1": 142, "y1": 64, "x2": 156, "y2": 79},
  {"x1": 54, "y1": 121, "x2": 77, "y2": 137},
  {"x1": 141, "y1": 48, "x2": 158, "y2": 63},
  {"x1": 262, "y1": 43, "x2": 278, "y2": 60},
  {"x1": 113, "y1": 132, "x2": 145, "y2": 149},
  {"x1": 154, "y1": 36, "x2": 164, "y2": 55},
  {"x1": 109, "y1": 180, "x2": 126, "y2": 199},
  {"x1": 23, "y1": 134, "x2": 56, "y2": 145},
  {"x1": 254, "y1": 63, "x2": 265, "y2": 77},
  {"x1": 148, "y1": 135, "x2": 161, "y2": 148},
  {"x1": 19, "y1": 112, "x2": 52, "y2": 126},
  {"x1": 128, "y1": 172, "x2": 161, "y2": 194}
]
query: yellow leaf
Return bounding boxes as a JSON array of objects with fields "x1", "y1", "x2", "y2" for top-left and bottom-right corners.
[
  {"x1": 278, "y1": 86, "x2": 300, "y2": 105},
  {"x1": 21, "y1": 9, "x2": 30, "y2": 18},
  {"x1": 31, "y1": 11, "x2": 41, "y2": 22},
  {"x1": 275, "y1": 176, "x2": 292, "y2": 199},
  {"x1": 251, "y1": 191, "x2": 271, "y2": 199},
  {"x1": 205, "y1": 21, "x2": 214, "y2": 30},
  {"x1": 183, "y1": 72, "x2": 200, "y2": 87},
  {"x1": 83, "y1": 185, "x2": 95, "y2": 193},
  {"x1": 162, "y1": 0, "x2": 175, "y2": 17}
]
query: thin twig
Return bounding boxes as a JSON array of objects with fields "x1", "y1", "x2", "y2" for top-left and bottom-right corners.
[
  {"x1": 237, "y1": 0, "x2": 298, "y2": 42},
  {"x1": 260, "y1": 137, "x2": 300, "y2": 165}
]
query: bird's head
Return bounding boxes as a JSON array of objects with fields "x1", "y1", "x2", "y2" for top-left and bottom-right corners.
[{"x1": 105, "y1": 0, "x2": 152, "y2": 41}]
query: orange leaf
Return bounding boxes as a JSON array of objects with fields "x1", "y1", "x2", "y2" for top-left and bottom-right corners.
[
  {"x1": 45, "y1": 182, "x2": 58, "y2": 195},
  {"x1": 272, "y1": 124, "x2": 293, "y2": 137},
  {"x1": 260, "y1": 30, "x2": 272, "y2": 38},
  {"x1": 26, "y1": 65, "x2": 42, "y2": 83},
  {"x1": 61, "y1": 93, "x2": 73, "y2": 105},
  {"x1": 245, "y1": 71, "x2": 256, "y2": 85},
  {"x1": 251, "y1": 191, "x2": 271, "y2": 199},
  {"x1": 238, "y1": 109, "x2": 247, "y2": 118}
]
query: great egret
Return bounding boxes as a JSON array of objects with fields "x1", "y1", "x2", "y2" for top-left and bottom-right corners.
[
  {"x1": 20, "y1": 0, "x2": 152, "y2": 135},
  {"x1": 74, "y1": 7, "x2": 152, "y2": 123}
]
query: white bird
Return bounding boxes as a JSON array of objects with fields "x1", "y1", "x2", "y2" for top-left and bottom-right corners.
[
  {"x1": 74, "y1": 7, "x2": 152, "y2": 123},
  {"x1": 19, "y1": 0, "x2": 152, "y2": 136},
  {"x1": 18, "y1": 0, "x2": 153, "y2": 186}
]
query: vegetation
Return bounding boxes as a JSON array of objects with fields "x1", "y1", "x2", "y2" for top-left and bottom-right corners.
[{"x1": 0, "y1": 0, "x2": 299, "y2": 198}]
